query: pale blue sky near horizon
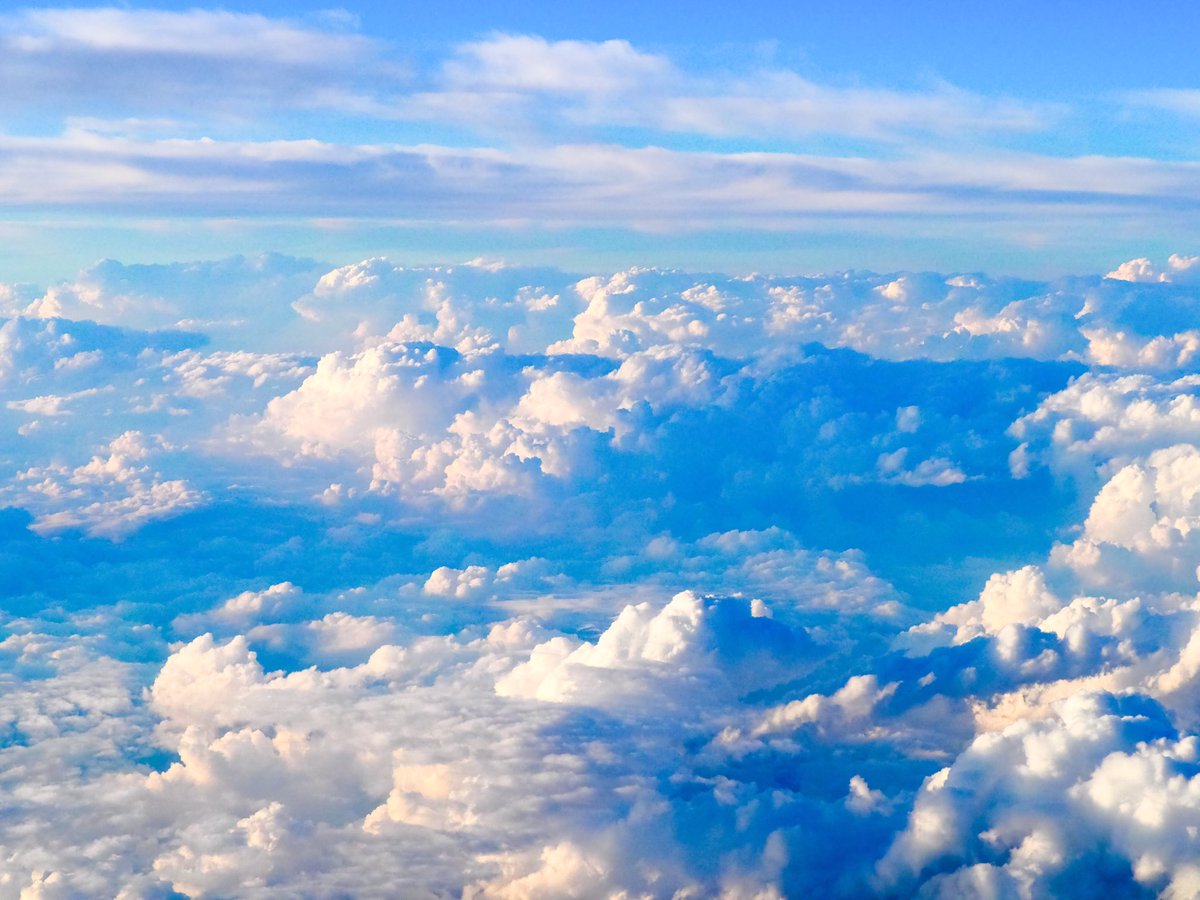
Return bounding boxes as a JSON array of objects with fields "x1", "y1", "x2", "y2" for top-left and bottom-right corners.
[{"x1": 2, "y1": 1, "x2": 1199, "y2": 283}]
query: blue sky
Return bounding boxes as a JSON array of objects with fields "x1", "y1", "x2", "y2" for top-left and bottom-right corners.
[{"x1": 2, "y1": 2, "x2": 1200, "y2": 282}]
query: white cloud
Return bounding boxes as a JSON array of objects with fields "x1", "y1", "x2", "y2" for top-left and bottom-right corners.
[
  {"x1": 7, "y1": 128, "x2": 1200, "y2": 238},
  {"x1": 879, "y1": 692, "x2": 1196, "y2": 897},
  {"x1": 444, "y1": 34, "x2": 673, "y2": 96},
  {"x1": 22, "y1": 255, "x2": 327, "y2": 349},
  {"x1": 6, "y1": 8, "x2": 369, "y2": 62},
  {"x1": 752, "y1": 674, "x2": 897, "y2": 738},
  {"x1": 1106, "y1": 253, "x2": 1200, "y2": 284},
  {"x1": 3, "y1": 431, "x2": 204, "y2": 539},
  {"x1": 0, "y1": 7, "x2": 388, "y2": 120},
  {"x1": 256, "y1": 342, "x2": 475, "y2": 458},
  {"x1": 497, "y1": 590, "x2": 818, "y2": 703},
  {"x1": 901, "y1": 566, "x2": 1064, "y2": 650},
  {"x1": 0, "y1": 13, "x2": 1192, "y2": 271},
  {"x1": 876, "y1": 448, "x2": 969, "y2": 487},
  {"x1": 429, "y1": 34, "x2": 1051, "y2": 144},
  {"x1": 1010, "y1": 371, "x2": 1200, "y2": 481},
  {"x1": 8, "y1": 251, "x2": 1200, "y2": 895}
]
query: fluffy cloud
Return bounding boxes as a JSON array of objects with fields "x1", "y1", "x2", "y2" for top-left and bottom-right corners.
[
  {"x1": 3, "y1": 430, "x2": 204, "y2": 538},
  {"x1": 876, "y1": 689, "x2": 1200, "y2": 898},
  {"x1": 1007, "y1": 368, "x2": 1200, "y2": 514},
  {"x1": 8, "y1": 15, "x2": 1200, "y2": 898},
  {"x1": 497, "y1": 590, "x2": 819, "y2": 703},
  {"x1": 6, "y1": 251, "x2": 1200, "y2": 896},
  {"x1": 0, "y1": 568, "x2": 891, "y2": 896},
  {"x1": 1106, "y1": 253, "x2": 1200, "y2": 284},
  {"x1": 21, "y1": 255, "x2": 327, "y2": 349}
]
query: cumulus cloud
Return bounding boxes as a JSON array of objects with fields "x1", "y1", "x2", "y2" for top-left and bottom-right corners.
[
  {"x1": 7, "y1": 251, "x2": 1200, "y2": 896},
  {"x1": 21, "y1": 255, "x2": 327, "y2": 349},
  {"x1": 1010, "y1": 370, "x2": 1200, "y2": 482},
  {"x1": 1106, "y1": 253, "x2": 1200, "y2": 284},
  {"x1": 3, "y1": 430, "x2": 204, "y2": 538},
  {"x1": 497, "y1": 590, "x2": 818, "y2": 703},
  {"x1": 0, "y1": 578, "x2": 869, "y2": 896},
  {"x1": 878, "y1": 692, "x2": 1200, "y2": 897}
]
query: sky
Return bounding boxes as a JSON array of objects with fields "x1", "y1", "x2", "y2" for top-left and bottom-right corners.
[
  {"x1": 9, "y1": 5, "x2": 1200, "y2": 899},
  {"x1": 3, "y1": 2, "x2": 1200, "y2": 281}
]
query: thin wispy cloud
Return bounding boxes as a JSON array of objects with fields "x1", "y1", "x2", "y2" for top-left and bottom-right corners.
[
  {"x1": 431, "y1": 33, "x2": 1056, "y2": 142},
  {"x1": 6, "y1": 130, "x2": 1200, "y2": 231},
  {"x1": 0, "y1": 8, "x2": 1192, "y2": 273},
  {"x1": 0, "y1": 7, "x2": 396, "y2": 119}
]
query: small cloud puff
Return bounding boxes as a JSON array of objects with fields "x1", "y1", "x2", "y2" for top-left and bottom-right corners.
[
  {"x1": 497, "y1": 590, "x2": 817, "y2": 703},
  {"x1": 1106, "y1": 253, "x2": 1200, "y2": 284},
  {"x1": 3, "y1": 431, "x2": 204, "y2": 539}
]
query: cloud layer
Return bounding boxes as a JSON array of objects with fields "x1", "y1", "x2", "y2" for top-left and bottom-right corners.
[
  {"x1": 3, "y1": 250, "x2": 1200, "y2": 895},
  {"x1": 3, "y1": 10, "x2": 1200, "y2": 277}
]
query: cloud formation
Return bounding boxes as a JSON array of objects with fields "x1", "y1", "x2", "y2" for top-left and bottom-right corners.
[
  {"x1": 2, "y1": 250, "x2": 1200, "y2": 896},
  {"x1": 0, "y1": 10, "x2": 1196, "y2": 275},
  {"x1": 0, "y1": 7, "x2": 389, "y2": 118},
  {"x1": 7, "y1": 8, "x2": 1200, "y2": 891}
]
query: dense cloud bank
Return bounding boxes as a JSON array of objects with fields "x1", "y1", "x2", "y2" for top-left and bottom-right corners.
[{"x1": 3, "y1": 254, "x2": 1200, "y2": 896}]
